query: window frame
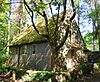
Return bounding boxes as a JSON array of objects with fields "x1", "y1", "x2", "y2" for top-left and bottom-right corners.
[
  {"x1": 32, "y1": 44, "x2": 36, "y2": 54},
  {"x1": 22, "y1": 45, "x2": 28, "y2": 55}
]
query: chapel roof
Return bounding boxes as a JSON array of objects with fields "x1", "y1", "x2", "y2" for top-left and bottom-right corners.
[
  {"x1": 9, "y1": 10, "x2": 83, "y2": 48},
  {"x1": 9, "y1": 10, "x2": 72, "y2": 46}
]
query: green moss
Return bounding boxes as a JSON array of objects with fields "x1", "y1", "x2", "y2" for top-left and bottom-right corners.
[
  {"x1": 9, "y1": 10, "x2": 72, "y2": 46},
  {"x1": 9, "y1": 27, "x2": 47, "y2": 46},
  {"x1": 10, "y1": 18, "x2": 56, "y2": 46}
]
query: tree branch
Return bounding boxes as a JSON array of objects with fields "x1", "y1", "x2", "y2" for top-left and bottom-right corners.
[
  {"x1": 70, "y1": 0, "x2": 76, "y2": 21},
  {"x1": 61, "y1": 0, "x2": 67, "y2": 21},
  {"x1": 24, "y1": 3, "x2": 31, "y2": 18},
  {"x1": 39, "y1": 0, "x2": 49, "y2": 35},
  {"x1": 23, "y1": 0, "x2": 49, "y2": 39},
  {"x1": 32, "y1": 3, "x2": 44, "y2": 17},
  {"x1": 54, "y1": 3, "x2": 60, "y2": 35},
  {"x1": 56, "y1": 25, "x2": 70, "y2": 51},
  {"x1": 56, "y1": 4, "x2": 60, "y2": 30},
  {"x1": 70, "y1": 8, "x2": 76, "y2": 21},
  {"x1": 49, "y1": 3, "x2": 56, "y2": 23},
  {"x1": 43, "y1": 11, "x2": 49, "y2": 36},
  {"x1": 23, "y1": 0, "x2": 40, "y2": 34},
  {"x1": 56, "y1": 0, "x2": 76, "y2": 50}
]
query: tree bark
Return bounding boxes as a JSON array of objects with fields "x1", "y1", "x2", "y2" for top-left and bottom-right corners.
[{"x1": 50, "y1": 47, "x2": 57, "y2": 71}]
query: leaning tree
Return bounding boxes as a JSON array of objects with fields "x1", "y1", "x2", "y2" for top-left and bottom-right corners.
[{"x1": 23, "y1": 0, "x2": 76, "y2": 71}]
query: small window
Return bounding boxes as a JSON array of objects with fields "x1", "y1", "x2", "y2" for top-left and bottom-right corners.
[
  {"x1": 22, "y1": 45, "x2": 27, "y2": 54},
  {"x1": 32, "y1": 45, "x2": 35, "y2": 54}
]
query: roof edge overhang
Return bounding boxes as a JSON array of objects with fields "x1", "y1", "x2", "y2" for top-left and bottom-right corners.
[{"x1": 9, "y1": 40, "x2": 48, "y2": 47}]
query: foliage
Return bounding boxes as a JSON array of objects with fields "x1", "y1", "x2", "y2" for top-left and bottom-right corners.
[
  {"x1": 0, "y1": 2, "x2": 11, "y2": 75},
  {"x1": 22, "y1": 71, "x2": 53, "y2": 81},
  {"x1": 94, "y1": 63, "x2": 100, "y2": 72},
  {"x1": 22, "y1": 70, "x2": 80, "y2": 81},
  {"x1": 83, "y1": 0, "x2": 100, "y2": 50},
  {"x1": 84, "y1": 32, "x2": 93, "y2": 45},
  {"x1": 0, "y1": 0, "x2": 9, "y2": 54},
  {"x1": 83, "y1": 32, "x2": 99, "y2": 50},
  {"x1": 13, "y1": 67, "x2": 27, "y2": 79},
  {"x1": 0, "y1": 53, "x2": 10, "y2": 74},
  {"x1": 79, "y1": 63, "x2": 91, "y2": 75},
  {"x1": 32, "y1": 1, "x2": 47, "y2": 12},
  {"x1": 0, "y1": 53, "x2": 10, "y2": 65},
  {"x1": 0, "y1": 65, "x2": 12, "y2": 74}
]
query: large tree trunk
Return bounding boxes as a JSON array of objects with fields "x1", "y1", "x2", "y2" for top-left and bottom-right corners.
[
  {"x1": 50, "y1": 46, "x2": 58, "y2": 82},
  {"x1": 50, "y1": 46, "x2": 57, "y2": 71}
]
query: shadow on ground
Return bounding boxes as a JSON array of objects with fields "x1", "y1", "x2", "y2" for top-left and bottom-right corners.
[{"x1": 76, "y1": 72, "x2": 100, "y2": 82}]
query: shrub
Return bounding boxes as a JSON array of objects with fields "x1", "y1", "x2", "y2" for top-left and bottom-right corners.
[
  {"x1": 22, "y1": 71, "x2": 53, "y2": 82},
  {"x1": 0, "y1": 65, "x2": 12, "y2": 74},
  {"x1": 15, "y1": 68, "x2": 27, "y2": 79},
  {"x1": 0, "y1": 53, "x2": 10, "y2": 65}
]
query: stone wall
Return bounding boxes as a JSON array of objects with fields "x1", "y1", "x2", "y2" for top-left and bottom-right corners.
[{"x1": 10, "y1": 42, "x2": 51, "y2": 70}]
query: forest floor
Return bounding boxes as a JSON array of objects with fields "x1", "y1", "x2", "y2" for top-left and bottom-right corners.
[
  {"x1": 0, "y1": 72, "x2": 100, "y2": 82},
  {"x1": 76, "y1": 72, "x2": 100, "y2": 82}
]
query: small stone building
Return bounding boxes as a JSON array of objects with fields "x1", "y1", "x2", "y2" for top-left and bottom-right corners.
[
  {"x1": 9, "y1": 11, "x2": 86, "y2": 71},
  {"x1": 9, "y1": 26, "x2": 52, "y2": 70}
]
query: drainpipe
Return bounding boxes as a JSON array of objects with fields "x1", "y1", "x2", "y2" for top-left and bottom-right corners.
[{"x1": 18, "y1": 46, "x2": 21, "y2": 67}]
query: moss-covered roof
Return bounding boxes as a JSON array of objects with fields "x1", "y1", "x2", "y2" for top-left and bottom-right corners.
[
  {"x1": 9, "y1": 10, "x2": 73, "y2": 46},
  {"x1": 10, "y1": 26, "x2": 48, "y2": 46}
]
